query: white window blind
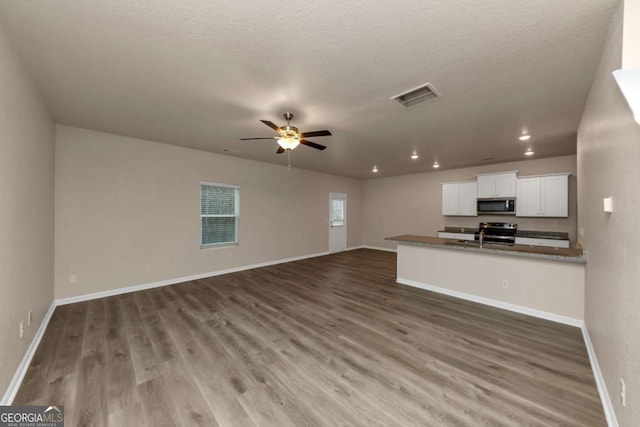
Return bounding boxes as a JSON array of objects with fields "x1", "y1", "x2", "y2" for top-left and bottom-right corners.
[{"x1": 200, "y1": 182, "x2": 240, "y2": 247}]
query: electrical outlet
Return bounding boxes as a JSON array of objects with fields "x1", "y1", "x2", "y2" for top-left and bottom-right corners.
[
  {"x1": 145, "y1": 264, "x2": 152, "y2": 271},
  {"x1": 579, "y1": 227, "x2": 585, "y2": 238},
  {"x1": 501, "y1": 279, "x2": 509, "y2": 288},
  {"x1": 28, "y1": 310, "x2": 32, "y2": 326},
  {"x1": 620, "y1": 378, "x2": 626, "y2": 407},
  {"x1": 19, "y1": 321, "x2": 24, "y2": 338},
  {"x1": 553, "y1": 221, "x2": 559, "y2": 228},
  {"x1": 69, "y1": 274, "x2": 77, "y2": 284}
]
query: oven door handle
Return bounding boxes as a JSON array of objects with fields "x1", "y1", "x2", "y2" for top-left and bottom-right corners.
[{"x1": 482, "y1": 234, "x2": 516, "y2": 240}]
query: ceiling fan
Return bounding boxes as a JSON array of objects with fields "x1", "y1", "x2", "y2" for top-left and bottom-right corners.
[{"x1": 240, "y1": 112, "x2": 332, "y2": 154}]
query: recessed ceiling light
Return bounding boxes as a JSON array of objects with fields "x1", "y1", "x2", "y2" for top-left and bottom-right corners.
[
  {"x1": 524, "y1": 149, "x2": 534, "y2": 156},
  {"x1": 411, "y1": 153, "x2": 419, "y2": 160},
  {"x1": 372, "y1": 166, "x2": 379, "y2": 173},
  {"x1": 433, "y1": 162, "x2": 440, "y2": 168},
  {"x1": 519, "y1": 134, "x2": 531, "y2": 141}
]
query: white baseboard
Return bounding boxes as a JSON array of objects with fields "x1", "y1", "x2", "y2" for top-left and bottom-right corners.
[
  {"x1": 56, "y1": 250, "x2": 335, "y2": 306},
  {"x1": 397, "y1": 277, "x2": 616, "y2": 425},
  {"x1": 2, "y1": 250, "x2": 614, "y2": 427},
  {"x1": 397, "y1": 277, "x2": 584, "y2": 328},
  {"x1": 360, "y1": 245, "x2": 397, "y2": 253},
  {"x1": 56, "y1": 246, "x2": 396, "y2": 306},
  {"x1": 1, "y1": 301, "x2": 56, "y2": 405},
  {"x1": 582, "y1": 325, "x2": 618, "y2": 427},
  {"x1": 6, "y1": 249, "x2": 351, "y2": 404}
]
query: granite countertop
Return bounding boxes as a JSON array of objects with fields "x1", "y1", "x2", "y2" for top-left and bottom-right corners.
[
  {"x1": 516, "y1": 230, "x2": 569, "y2": 240},
  {"x1": 386, "y1": 234, "x2": 586, "y2": 264},
  {"x1": 439, "y1": 227, "x2": 570, "y2": 241}
]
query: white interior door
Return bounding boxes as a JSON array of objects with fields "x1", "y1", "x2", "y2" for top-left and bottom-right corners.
[{"x1": 329, "y1": 193, "x2": 347, "y2": 253}]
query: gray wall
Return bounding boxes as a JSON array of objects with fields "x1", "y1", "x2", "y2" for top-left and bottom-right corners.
[
  {"x1": 363, "y1": 155, "x2": 577, "y2": 250},
  {"x1": 577, "y1": 2, "x2": 640, "y2": 425},
  {"x1": 55, "y1": 125, "x2": 363, "y2": 299},
  {"x1": 0, "y1": 25, "x2": 55, "y2": 399}
]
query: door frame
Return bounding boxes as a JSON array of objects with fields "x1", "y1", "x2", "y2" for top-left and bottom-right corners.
[{"x1": 328, "y1": 192, "x2": 347, "y2": 253}]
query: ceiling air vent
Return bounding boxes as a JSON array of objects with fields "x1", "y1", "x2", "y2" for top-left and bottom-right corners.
[{"x1": 391, "y1": 82, "x2": 440, "y2": 108}]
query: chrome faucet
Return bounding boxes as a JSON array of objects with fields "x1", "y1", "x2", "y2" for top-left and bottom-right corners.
[{"x1": 479, "y1": 230, "x2": 484, "y2": 248}]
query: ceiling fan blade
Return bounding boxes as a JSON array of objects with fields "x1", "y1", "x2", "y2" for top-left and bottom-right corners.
[
  {"x1": 301, "y1": 130, "x2": 332, "y2": 138},
  {"x1": 276, "y1": 146, "x2": 285, "y2": 154},
  {"x1": 239, "y1": 137, "x2": 277, "y2": 140},
  {"x1": 260, "y1": 120, "x2": 282, "y2": 133},
  {"x1": 300, "y1": 140, "x2": 327, "y2": 150}
]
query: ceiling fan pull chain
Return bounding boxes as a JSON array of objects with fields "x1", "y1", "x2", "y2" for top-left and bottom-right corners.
[{"x1": 287, "y1": 151, "x2": 291, "y2": 171}]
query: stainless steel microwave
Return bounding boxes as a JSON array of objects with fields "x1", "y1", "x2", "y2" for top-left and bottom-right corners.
[{"x1": 477, "y1": 198, "x2": 516, "y2": 215}]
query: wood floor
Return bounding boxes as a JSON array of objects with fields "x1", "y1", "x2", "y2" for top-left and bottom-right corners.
[{"x1": 15, "y1": 249, "x2": 605, "y2": 426}]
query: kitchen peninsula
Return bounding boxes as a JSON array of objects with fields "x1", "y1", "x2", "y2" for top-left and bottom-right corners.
[{"x1": 386, "y1": 234, "x2": 586, "y2": 326}]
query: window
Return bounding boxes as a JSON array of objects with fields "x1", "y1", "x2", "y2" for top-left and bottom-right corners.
[
  {"x1": 331, "y1": 197, "x2": 345, "y2": 227},
  {"x1": 200, "y1": 182, "x2": 240, "y2": 247}
]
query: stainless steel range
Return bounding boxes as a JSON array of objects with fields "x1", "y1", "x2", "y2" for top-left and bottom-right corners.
[{"x1": 478, "y1": 222, "x2": 517, "y2": 245}]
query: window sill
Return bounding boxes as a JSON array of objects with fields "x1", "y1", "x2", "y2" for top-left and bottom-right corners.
[{"x1": 200, "y1": 242, "x2": 239, "y2": 250}]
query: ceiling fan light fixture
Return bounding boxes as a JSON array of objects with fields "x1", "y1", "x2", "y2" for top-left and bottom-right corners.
[
  {"x1": 277, "y1": 136, "x2": 300, "y2": 150},
  {"x1": 241, "y1": 112, "x2": 329, "y2": 155}
]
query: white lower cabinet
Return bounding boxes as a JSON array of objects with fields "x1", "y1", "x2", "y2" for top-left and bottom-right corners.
[
  {"x1": 442, "y1": 182, "x2": 477, "y2": 216},
  {"x1": 516, "y1": 174, "x2": 569, "y2": 217},
  {"x1": 438, "y1": 232, "x2": 476, "y2": 240},
  {"x1": 515, "y1": 237, "x2": 570, "y2": 248}
]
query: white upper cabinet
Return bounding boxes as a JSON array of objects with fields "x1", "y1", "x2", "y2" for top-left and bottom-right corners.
[
  {"x1": 442, "y1": 183, "x2": 460, "y2": 216},
  {"x1": 516, "y1": 174, "x2": 569, "y2": 217},
  {"x1": 442, "y1": 182, "x2": 477, "y2": 216},
  {"x1": 458, "y1": 182, "x2": 478, "y2": 215},
  {"x1": 476, "y1": 175, "x2": 495, "y2": 198},
  {"x1": 495, "y1": 173, "x2": 517, "y2": 197},
  {"x1": 541, "y1": 174, "x2": 569, "y2": 217},
  {"x1": 476, "y1": 172, "x2": 517, "y2": 198},
  {"x1": 515, "y1": 177, "x2": 541, "y2": 216}
]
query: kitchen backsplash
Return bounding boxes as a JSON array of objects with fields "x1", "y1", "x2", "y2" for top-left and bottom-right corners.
[{"x1": 444, "y1": 215, "x2": 576, "y2": 242}]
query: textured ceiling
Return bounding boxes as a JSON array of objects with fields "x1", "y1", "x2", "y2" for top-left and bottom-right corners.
[{"x1": 0, "y1": 0, "x2": 618, "y2": 178}]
